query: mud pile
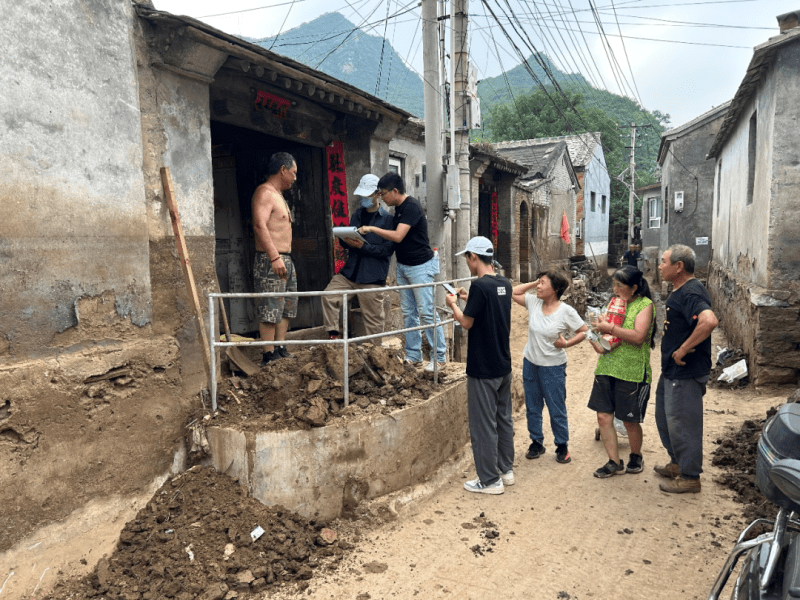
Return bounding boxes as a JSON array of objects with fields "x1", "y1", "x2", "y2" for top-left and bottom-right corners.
[
  {"x1": 44, "y1": 466, "x2": 353, "y2": 600},
  {"x1": 711, "y1": 406, "x2": 779, "y2": 523},
  {"x1": 208, "y1": 343, "x2": 464, "y2": 432}
]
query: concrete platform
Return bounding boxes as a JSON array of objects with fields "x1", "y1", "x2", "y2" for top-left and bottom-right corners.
[{"x1": 205, "y1": 378, "x2": 473, "y2": 520}]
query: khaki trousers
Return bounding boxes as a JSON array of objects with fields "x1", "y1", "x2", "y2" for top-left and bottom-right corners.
[{"x1": 321, "y1": 274, "x2": 386, "y2": 341}]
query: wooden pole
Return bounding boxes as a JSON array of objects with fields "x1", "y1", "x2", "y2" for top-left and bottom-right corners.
[{"x1": 160, "y1": 166, "x2": 213, "y2": 386}]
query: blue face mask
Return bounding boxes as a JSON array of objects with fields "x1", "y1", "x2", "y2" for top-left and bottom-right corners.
[{"x1": 360, "y1": 196, "x2": 375, "y2": 208}]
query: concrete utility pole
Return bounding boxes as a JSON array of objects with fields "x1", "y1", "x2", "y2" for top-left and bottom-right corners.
[
  {"x1": 628, "y1": 121, "x2": 636, "y2": 244},
  {"x1": 421, "y1": 0, "x2": 444, "y2": 258},
  {"x1": 451, "y1": 0, "x2": 471, "y2": 282}
]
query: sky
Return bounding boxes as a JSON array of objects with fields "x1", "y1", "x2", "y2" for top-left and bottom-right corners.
[{"x1": 153, "y1": 0, "x2": 799, "y2": 128}]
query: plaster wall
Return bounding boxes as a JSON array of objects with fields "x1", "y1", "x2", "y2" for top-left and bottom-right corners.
[
  {"x1": 712, "y1": 88, "x2": 774, "y2": 287},
  {"x1": 582, "y1": 147, "x2": 611, "y2": 267},
  {"x1": 387, "y1": 133, "x2": 426, "y2": 205},
  {"x1": 0, "y1": 0, "x2": 151, "y2": 358},
  {"x1": 660, "y1": 118, "x2": 722, "y2": 277}
]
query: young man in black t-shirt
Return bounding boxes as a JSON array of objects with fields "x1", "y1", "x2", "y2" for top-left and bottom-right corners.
[
  {"x1": 654, "y1": 244, "x2": 718, "y2": 494},
  {"x1": 446, "y1": 236, "x2": 514, "y2": 495},
  {"x1": 358, "y1": 172, "x2": 447, "y2": 371}
]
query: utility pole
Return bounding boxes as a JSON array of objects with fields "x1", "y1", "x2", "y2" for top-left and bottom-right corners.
[
  {"x1": 421, "y1": 0, "x2": 444, "y2": 258},
  {"x1": 451, "y1": 0, "x2": 471, "y2": 283},
  {"x1": 628, "y1": 122, "x2": 636, "y2": 245}
]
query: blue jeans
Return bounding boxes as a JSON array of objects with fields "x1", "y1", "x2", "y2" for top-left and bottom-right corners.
[
  {"x1": 522, "y1": 359, "x2": 569, "y2": 446},
  {"x1": 396, "y1": 257, "x2": 446, "y2": 363}
]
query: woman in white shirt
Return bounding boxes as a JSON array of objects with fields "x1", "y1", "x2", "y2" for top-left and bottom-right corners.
[{"x1": 512, "y1": 271, "x2": 589, "y2": 464}]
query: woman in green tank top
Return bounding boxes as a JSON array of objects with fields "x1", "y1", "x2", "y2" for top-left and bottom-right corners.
[{"x1": 586, "y1": 267, "x2": 657, "y2": 479}]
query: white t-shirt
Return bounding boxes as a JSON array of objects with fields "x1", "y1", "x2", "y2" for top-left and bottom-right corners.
[{"x1": 523, "y1": 295, "x2": 585, "y2": 366}]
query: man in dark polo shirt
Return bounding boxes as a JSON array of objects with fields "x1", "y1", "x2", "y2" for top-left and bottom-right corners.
[
  {"x1": 446, "y1": 236, "x2": 514, "y2": 495},
  {"x1": 358, "y1": 172, "x2": 446, "y2": 371},
  {"x1": 654, "y1": 244, "x2": 718, "y2": 494}
]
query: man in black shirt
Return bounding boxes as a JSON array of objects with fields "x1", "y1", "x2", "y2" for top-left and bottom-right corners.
[
  {"x1": 358, "y1": 172, "x2": 446, "y2": 371},
  {"x1": 622, "y1": 244, "x2": 641, "y2": 267},
  {"x1": 654, "y1": 244, "x2": 718, "y2": 494},
  {"x1": 321, "y1": 174, "x2": 394, "y2": 342},
  {"x1": 446, "y1": 236, "x2": 514, "y2": 495}
]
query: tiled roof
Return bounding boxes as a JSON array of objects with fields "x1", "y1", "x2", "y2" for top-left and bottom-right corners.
[
  {"x1": 494, "y1": 132, "x2": 601, "y2": 168},
  {"x1": 493, "y1": 140, "x2": 565, "y2": 182}
]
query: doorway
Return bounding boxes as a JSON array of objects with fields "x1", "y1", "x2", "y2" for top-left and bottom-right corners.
[{"x1": 211, "y1": 121, "x2": 332, "y2": 335}]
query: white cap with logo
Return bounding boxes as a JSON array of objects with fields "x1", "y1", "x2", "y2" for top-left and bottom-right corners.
[
  {"x1": 353, "y1": 174, "x2": 379, "y2": 197},
  {"x1": 455, "y1": 236, "x2": 494, "y2": 257}
]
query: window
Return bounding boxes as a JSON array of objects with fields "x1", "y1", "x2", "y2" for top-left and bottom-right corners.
[
  {"x1": 664, "y1": 186, "x2": 669, "y2": 225},
  {"x1": 716, "y1": 160, "x2": 722, "y2": 216},
  {"x1": 747, "y1": 111, "x2": 756, "y2": 205},
  {"x1": 422, "y1": 164, "x2": 426, "y2": 183},
  {"x1": 649, "y1": 196, "x2": 661, "y2": 228},
  {"x1": 590, "y1": 191, "x2": 596, "y2": 212},
  {"x1": 389, "y1": 156, "x2": 404, "y2": 177},
  {"x1": 601, "y1": 195, "x2": 607, "y2": 214}
]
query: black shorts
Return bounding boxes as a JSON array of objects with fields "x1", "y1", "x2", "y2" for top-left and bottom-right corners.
[{"x1": 587, "y1": 375, "x2": 650, "y2": 423}]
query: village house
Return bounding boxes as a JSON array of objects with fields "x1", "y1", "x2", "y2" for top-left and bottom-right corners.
[
  {"x1": 655, "y1": 101, "x2": 731, "y2": 280},
  {"x1": 637, "y1": 181, "x2": 662, "y2": 278},
  {"x1": 493, "y1": 138, "x2": 582, "y2": 279},
  {"x1": 706, "y1": 10, "x2": 800, "y2": 385},
  {"x1": 0, "y1": 0, "x2": 416, "y2": 553}
]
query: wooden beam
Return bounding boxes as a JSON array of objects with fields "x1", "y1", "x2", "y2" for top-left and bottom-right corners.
[{"x1": 159, "y1": 167, "x2": 213, "y2": 388}]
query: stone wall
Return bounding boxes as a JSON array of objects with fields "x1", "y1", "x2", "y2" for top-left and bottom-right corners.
[{"x1": 708, "y1": 261, "x2": 800, "y2": 385}]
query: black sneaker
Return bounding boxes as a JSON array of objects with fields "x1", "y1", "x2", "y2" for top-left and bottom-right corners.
[
  {"x1": 525, "y1": 441, "x2": 546, "y2": 460},
  {"x1": 260, "y1": 350, "x2": 281, "y2": 367},
  {"x1": 276, "y1": 345, "x2": 293, "y2": 358},
  {"x1": 594, "y1": 459, "x2": 625, "y2": 478},
  {"x1": 555, "y1": 444, "x2": 571, "y2": 464},
  {"x1": 626, "y1": 453, "x2": 644, "y2": 474}
]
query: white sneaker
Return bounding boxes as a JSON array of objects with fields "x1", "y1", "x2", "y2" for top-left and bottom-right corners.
[
  {"x1": 424, "y1": 360, "x2": 446, "y2": 373},
  {"x1": 463, "y1": 477, "x2": 504, "y2": 495},
  {"x1": 499, "y1": 470, "x2": 515, "y2": 486}
]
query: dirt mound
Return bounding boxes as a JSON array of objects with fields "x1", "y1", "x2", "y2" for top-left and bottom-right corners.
[
  {"x1": 43, "y1": 466, "x2": 352, "y2": 600},
  {"x1": 711, "y1": 406, "x2": 779, "y2": 523},
  {"x1": 207, "y1": 343, "x2": 465, "y2": 432}
]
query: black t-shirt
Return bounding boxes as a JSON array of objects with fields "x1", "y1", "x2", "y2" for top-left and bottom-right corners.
[
  {"x1": 623, "y1": 250, "x2": 640, "y2": 266},
  {"x1": 661, "y1": 278, "x2": 713, "y2": 379},
  {"x1": 392, "y1": 196, "x2": 434, "y2": 266},
  {"x1": 463, "y1": 275, "x2": 513, "y2": 379}
]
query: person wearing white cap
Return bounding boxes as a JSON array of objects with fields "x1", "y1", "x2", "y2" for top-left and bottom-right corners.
[
  {"x1": 321, "y1": 174, "x2": 394, "y2": 342},
  {"x1": 447, "y1": 236, "x2": 514, "y2": 495}
]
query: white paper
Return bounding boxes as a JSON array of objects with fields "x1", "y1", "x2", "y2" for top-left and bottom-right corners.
[{"x1": 333, "y1": 226, "x2": 367, "y2": 243}]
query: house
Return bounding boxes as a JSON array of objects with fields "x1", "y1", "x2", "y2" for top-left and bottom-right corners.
[
  {"x1": 495, "y1": 133, "x2": 610, "y2": 268},
  {"x1": 493, "y1": 139, "x2": 581, "y2": 279},
  {"x1": 637, "y1": 182, "x2": 662, "y2": 277},
  {"x1": 655, "y1": 101, "x2": 731, "y2": 278},
  {"x1": 0, "y1": 0, "x2": 413, "y2": 556},
  {"x1": 706, "y1": 11, "x2": 800, "y2": 385}
]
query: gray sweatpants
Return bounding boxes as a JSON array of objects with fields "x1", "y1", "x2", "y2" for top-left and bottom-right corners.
[
  {"x1": 467, "y1": 374, "x2": 514, "y2": 485},
  {"x1": 654, "y1": 374, "x2": 709, "y2": 478}
]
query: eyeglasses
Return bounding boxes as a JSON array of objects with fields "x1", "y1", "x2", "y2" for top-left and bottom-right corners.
[{"x1": 377, "y1": 189, "x2": 390, "y2": 198}]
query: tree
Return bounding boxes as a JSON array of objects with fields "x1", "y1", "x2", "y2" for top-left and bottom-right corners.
[{"x1": 486, "y1": 87, "x2": 666, "y2": 226}]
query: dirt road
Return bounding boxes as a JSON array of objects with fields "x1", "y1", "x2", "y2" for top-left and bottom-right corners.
[{"x1": 267, "y1": 299, "x2": 788, "y2": 600}]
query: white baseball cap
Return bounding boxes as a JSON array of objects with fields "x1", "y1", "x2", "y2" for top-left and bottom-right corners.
[
  {"x1": 455, "y1": 236, "x2": 494, "y2": 257},
  {"x1": 353, "y1": 174, "x2": 379, "y2": 197}
]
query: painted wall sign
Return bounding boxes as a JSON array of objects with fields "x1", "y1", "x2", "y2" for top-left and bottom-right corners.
[
  {"x1": 696, "y1": 237, "x2": 709, "y2": 246},
  {"x1": 253, "y1": 90, "x2": 290, "y2": 119},
  {"x1": 326, "y1": 141, "x2": 349, "y2": 273}
]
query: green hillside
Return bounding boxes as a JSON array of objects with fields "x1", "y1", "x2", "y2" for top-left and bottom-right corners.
[{"x1": 252, "y1": 12, "x2": 425, "y2": 117}]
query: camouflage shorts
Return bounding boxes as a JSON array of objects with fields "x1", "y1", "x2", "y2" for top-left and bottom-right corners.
[{"x1": 254, "y1": 253, "x2": 298, "y2": 323}]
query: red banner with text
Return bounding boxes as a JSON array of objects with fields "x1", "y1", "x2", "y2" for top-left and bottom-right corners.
[{"x1": 326, "y1": 141, "x2": 349, "y2": 273}]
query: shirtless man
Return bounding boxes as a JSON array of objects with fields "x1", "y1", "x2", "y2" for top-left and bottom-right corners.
[{"x1": 252, "y1": 152, "x2": 297, "y2": 366}]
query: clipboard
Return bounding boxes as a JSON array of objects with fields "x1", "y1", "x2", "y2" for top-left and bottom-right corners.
[{"x1": 333, "y1": 226, "x2": 367, "y2": 244}]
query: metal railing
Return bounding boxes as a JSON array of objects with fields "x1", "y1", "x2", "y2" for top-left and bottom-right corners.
[{"x1": 208, "y1": 276, "x2": 476, "y2": 410}]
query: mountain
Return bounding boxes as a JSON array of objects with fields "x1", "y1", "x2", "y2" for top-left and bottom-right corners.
[{"x1": 252, "y1": 13, "x2": 425, "y2": 117}]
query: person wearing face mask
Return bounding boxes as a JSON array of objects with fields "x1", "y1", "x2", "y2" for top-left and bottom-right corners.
[{"x1": 321, "y1": 174, "x2": 395, "y2": 342}]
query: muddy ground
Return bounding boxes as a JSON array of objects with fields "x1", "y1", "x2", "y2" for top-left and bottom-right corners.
[{"x1": 5, "y1": 296, "x2": 798, "y2": 600}]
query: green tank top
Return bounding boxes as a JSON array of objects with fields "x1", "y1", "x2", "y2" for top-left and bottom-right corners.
[{"x1": 594, "y1": 296, "x2": 655, "y2": 383}]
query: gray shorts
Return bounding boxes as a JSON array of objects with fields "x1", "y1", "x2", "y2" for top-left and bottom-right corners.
[{"x1": 254, "y1": 253, "x2": 298, "y2": 323}]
